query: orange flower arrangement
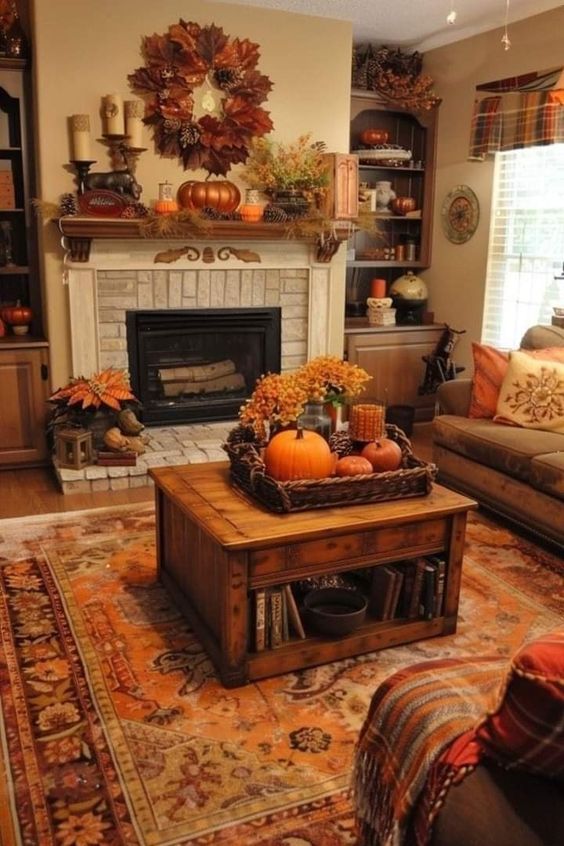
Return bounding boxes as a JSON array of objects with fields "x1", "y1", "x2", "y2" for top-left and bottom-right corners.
[
  {"x1": 49, "y1": 367, "x2": 138, "y2": 411},
  {"x1": 239, "y1": 356, "x2": 370, "y2": 438}
]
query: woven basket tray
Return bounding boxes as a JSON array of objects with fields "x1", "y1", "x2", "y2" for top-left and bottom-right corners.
[{"x1": 223, "y1": 424, "x2": 437, "y2": 513}]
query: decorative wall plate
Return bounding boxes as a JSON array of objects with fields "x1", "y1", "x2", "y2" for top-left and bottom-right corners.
[{"x1": 441, "y1": 185, "x2": 479, "y2": 244}]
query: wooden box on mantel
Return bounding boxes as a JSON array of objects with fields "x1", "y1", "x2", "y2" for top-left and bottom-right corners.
[{"x1": 322, "y1": 152, "x2": 359, "y2": 220}]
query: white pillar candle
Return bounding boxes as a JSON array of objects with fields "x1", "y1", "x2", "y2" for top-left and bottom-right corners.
[
  {"x1": 70, "y1": 114, "x2": 91, "y2": 160},
  {"x1": 124, "y1": 100, "x2": 144, "y2": 148},
  {"x1": 101, "y1": 93, "x2": 124, "y2": 136}
]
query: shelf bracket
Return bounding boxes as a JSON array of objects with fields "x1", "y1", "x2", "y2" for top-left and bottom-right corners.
[{"x1": 68, "y1": 237, "x2": 92, "y2": 263}]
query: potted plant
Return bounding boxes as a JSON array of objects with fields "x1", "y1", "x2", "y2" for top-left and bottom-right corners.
[
  {"x1": 48, "y1": 367, "x2": 141, "y2": 450},
  {"x1": 243, "y1": 133, "x2": 329, "y2": 214}
]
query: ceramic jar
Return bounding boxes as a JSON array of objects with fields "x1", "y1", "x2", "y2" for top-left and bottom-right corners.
[
  {"x1": 375, "y1": 181, "x2": 396, "y2": 212},
  {"x1": 389, "y1": 271, "x2": 428, "y2": 301}
]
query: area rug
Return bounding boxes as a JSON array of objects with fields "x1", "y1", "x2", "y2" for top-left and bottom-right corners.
[{"x1": 0, "y1": 506, "x2": 561, "y2": 846}]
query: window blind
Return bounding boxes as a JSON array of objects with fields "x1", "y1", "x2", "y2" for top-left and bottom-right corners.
[{"x1": 482, "y1": 144, "x2": 564, "y2": 348}]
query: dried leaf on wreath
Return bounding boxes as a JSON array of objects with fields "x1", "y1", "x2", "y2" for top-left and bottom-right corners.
[
  {"x1": 223, "y1": 96, "x2": 274, "y2": 134},
  {"x1": 230, "y1": 37, "x2": 261, "y2": 70},
  {"x1": 202, "y1": 145, "x2": 249, "y2": 177},
  {"x1": 128, "y1": 66, "x2": 164, "y2": 95},
  {"x1": 142, "y1": 33, "x2": 177, "y2": 66},
  {"x1": 196, "y1": 23, "x2": 229, "y2": 64},
  {"x1": 231, "y1": 70, "x2": 274, "y2": 104}
]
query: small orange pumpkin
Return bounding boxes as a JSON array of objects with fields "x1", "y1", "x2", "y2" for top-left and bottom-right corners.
[
  {"x1": 177, "y1": 180, "x2": 241, "y2": 213},
  {"x1": 360, "y1": 128, "x2": 390, "y2": 146},
  {"x1": 239, "y1": 203, "x2": 263, "y2": 223},
  {"x1": 264, "y1": 428, "x2": 335, "y2": 481},
  {"x1": 2, "y1": 300, "x2": 33, "y2": 326},
  {"x1": 154, "y1": 198, "x2": 179, "y2": 215},
  {"x1": 335, "y1": 455, "x2": 373, "y2": 476},
  {"x1": 361, "y1": 438, "x2": 403, "y2": 473}
]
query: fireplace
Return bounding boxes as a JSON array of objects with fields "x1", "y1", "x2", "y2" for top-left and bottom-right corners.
[{"x1": 126, "y1": 307, "x2": 281, "y2": 425}]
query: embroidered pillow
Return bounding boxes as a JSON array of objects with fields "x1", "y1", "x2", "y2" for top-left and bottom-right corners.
[
  {"x1": 468, "y1": 343, "x2": 509, "y2": 418},
  {"x1": 469, "y1": 343, "x2": 564, "y2": 419},
  {"x1": 475, "y1": 630, "x2": 564, "y2": 778},
  {"x1": 494, "y1": 350, "x2": 564, "y2": 433}
]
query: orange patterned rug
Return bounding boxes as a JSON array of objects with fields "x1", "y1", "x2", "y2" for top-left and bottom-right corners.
[{"x1": 0, "y1": 505, "x2": 561, "y2": 846}]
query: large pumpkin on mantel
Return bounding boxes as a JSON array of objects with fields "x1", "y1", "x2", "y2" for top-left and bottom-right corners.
[
  {"x1": 264, "y1": 429, "x2": 335, "y2": 482},
  {"x1": 177, "y1": 180, "x2": 241, "y2": 213}
]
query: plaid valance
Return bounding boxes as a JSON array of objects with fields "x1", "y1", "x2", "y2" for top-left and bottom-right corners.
[{"x1": 469, "y1": 67, "x2": 564, "y2": 160}]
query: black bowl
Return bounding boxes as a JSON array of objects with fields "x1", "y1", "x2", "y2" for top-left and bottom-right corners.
[{"x1": 303, "y1": 587, "x2": 367, "y2": 636}]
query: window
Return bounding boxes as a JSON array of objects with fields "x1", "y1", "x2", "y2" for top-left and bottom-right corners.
[{"x1": 482, "y1": 144, "x2": 564, "y2": 348}]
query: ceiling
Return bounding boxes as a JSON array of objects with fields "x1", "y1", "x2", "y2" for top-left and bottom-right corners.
[{"x1": 211, "y1": 0, "x2": 562, "y2": 51}]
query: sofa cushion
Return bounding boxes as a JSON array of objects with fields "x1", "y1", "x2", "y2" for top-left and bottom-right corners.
[
  {"x1": 530, "y1": 452, "x2": 564, "y2": 501},
  {"x1": 521, "y1": 323, "x2": 564, "y2": 350},
  {"x1": 475, "y1": 630, "x2": 564, "y2": 779},
  {"x1": 469, "y1": 343, "x2": 564, "y2": 420},
  {"x1": 433, "y1": 414, "x2": 564, "y2": 484},
  {"x1": 469, "y1": 343, "x2": 509, "y2": 419},
  {"x1": 495, "y1": 351, "x2": 564, "y2": 433}
]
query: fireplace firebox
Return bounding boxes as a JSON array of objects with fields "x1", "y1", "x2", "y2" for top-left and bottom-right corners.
[{"x1": 126, "y1": 308, "x2": 281, "y2": 425}]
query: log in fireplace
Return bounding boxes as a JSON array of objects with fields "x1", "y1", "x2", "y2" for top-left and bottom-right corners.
[{"x1": 126, "y1": 308, "x2": 281, "y2": 425}]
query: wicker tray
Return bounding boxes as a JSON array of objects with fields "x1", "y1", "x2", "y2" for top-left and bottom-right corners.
[{"x1": 223, "y1": 424, "x2": 437, "y2": 513}]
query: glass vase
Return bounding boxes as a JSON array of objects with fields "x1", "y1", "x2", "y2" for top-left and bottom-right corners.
[{"x1": 297, "y1": 401, "x2": 332, "y2": 441}]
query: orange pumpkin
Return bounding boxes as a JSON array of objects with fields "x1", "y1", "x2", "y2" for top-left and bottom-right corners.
[
  {"x1": 359, "y1": 128, "x2": 390, "y2": 146},
  {"x1": 264, "y1": 428, "x2": 335, "y2": 481},
  {"x1": 335, "y1": 455, "x2": 373, "y2": 476},
  {"x1": 2, "y1": 300, "x2": 33, "y2": 326},
  {"x1": 239, "y1": 203, "x2": 263, "y2": 223},
  {"x1": 154, "y1": 198, "x2": 179, "y2": 215},
  {"x1": 177, "y1": 180, "x2": 241, "y2": 213},
  {"x1": 361, "y1": 438, "x2": 403, "y2": 473}
]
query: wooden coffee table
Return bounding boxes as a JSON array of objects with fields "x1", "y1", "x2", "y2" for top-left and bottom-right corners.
[{"x1": 150, "y1": 462, "x2": 476, "y2": 687}]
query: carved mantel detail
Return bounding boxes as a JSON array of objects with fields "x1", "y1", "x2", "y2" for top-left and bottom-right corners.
[{"x1": 57, "y1": 217, "x2": 349, "y2": 264}]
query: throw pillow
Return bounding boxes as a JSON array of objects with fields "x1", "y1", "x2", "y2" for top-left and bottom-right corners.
[
  {"x1": 475, "y1": 630, "x2": 564, "y2": 778},
  {"x1": 469, "y1": 343, "x2": 564, "y2": 419},
  {"x1": 494, "y1": 350, "x2": 564, "y2": 432},
  {"x1": 468, "y1": 343, "x2": 508, "y2": 419}
]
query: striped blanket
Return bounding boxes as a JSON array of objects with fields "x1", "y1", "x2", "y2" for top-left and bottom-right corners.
[{"x1": 352, "y1": 656, "x2": 507, "y2": 846}]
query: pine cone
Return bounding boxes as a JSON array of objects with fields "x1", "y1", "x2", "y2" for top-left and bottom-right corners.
[
  {"x1": 60, "y1": 193, "x2": 78, "y2": 216},
  {"x1": 328, "y1": 431, "x2": 355, "y2": 457},
  {"x1": 263, "y1": 204, "x2": 288, "y2": 224},
  {"x1": 214, "y1": 67, "x2": 244, "y2": 91},
  {"x1": 226, "y1": 424, "x2": 259, "y2": 446},
  {"x1": 121, "y1": 202, "x2": 149, "y2": 219},
  {"x1": 200, "y1": 206, "x2": 223, "y2": 220},
  {"x1": 179, "y1": 121, "x2": 201, "y2": 148}
]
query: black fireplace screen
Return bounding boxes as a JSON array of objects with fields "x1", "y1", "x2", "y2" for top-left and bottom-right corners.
[{"x1": 126, "y1": 308, "x2": 281, "y2": 425}]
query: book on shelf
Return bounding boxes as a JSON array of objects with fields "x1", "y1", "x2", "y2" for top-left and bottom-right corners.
[
  {"x1": 389, "y1": 567, "x2": 405, "y2": 619},
  {"x1": 428, "y1": 555, "x2": 447, "y2": 617},
  {"x1": 369, "y1": 566, "x2": 397, "y2": 620},
  {"x1": 254, "y1": 588, "x2": 267, "y2": 651},
  {"x1": 420, "y1": 562, "x2": 437, "y2": 621},
  {"x1": 284, "y1": 584, "x2": 306, "y2": 639},
  {"x1": 408, "y1": 558, "x2": 428, "y2": 619},
  {"x1": 268, "y1": 587, "x2": 284, "y2": 648}
]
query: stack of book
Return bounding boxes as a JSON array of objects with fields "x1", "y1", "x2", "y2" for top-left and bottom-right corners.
[
  {"x1": 368, "y1": 555, "x2": 446, "y2": 621},
  {"x1": 253, "y1": 584, "x2": 306, "y2": 651},
  {"x1": 96, "y1": 450, "x2": 137, "y2": 467}
]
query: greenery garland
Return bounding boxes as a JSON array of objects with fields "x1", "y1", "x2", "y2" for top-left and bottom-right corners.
[{"x1": 128, "y1": 20, "x2": 274, "y2": 176}]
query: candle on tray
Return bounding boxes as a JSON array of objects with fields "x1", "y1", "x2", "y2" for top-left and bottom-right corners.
[
  {"x1": 101, "y1": 93, "x2": 124, "y2": 135},
  {"x1": 124, "y1": 99, "x2": 144, "y2": 147},
  {"x1": 70, "y1": 114, "x2": 91, "y2": 160},
  {"x1": 370, "y1": 278, "x2": 387, "y2": 298}
]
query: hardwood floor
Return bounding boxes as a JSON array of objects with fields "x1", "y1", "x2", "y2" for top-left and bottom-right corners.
[{"x1": 0, "y1": 423, "x2": 434, "y2": 518}]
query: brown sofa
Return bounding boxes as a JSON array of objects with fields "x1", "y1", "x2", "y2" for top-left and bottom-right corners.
[{"x1": 433, "y1": 325, "x2": 564, "y2": 549}]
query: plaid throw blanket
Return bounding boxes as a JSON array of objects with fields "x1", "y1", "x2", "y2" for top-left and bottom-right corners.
[{"x1": 352, "y1": 657, "x2": 507, "y2": 846}]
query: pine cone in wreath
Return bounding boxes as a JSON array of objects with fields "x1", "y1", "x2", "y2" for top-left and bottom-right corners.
[
  {"x1": 121, "y1": 202, "x2": 149, "y2": 219},
  {"x1": 179, "y1": 121, "x2": 201, "y2": 148},
  {"x1": 214, "y1": 67, "x2": 244, "y2": 91},
  {"x1": 59, "y1": 193, "x2": 79, "y2": 216},
  {"x1": 263, "y1": 204, "x2": 288, "y2": 224}
]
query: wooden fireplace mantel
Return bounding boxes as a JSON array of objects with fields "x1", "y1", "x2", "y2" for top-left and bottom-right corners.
[{"x1": 57, "y1": 217, "x2": 351, "y2": 264}]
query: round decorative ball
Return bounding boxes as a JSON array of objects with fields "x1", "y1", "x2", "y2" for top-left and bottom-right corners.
[{"x1": 389, "y1": 271, "x2": 428, "y2": 301}]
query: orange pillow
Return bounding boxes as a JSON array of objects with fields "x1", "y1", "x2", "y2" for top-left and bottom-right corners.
[
  {"x1": 469, "y1": 342, "x2": 564, "y2": 419},
  {"x1": 468, "y1": 343, "x2": 508, "y2": 418}
]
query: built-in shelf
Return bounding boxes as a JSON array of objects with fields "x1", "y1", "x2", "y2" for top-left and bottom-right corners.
[
  {"x1": 57, "y1": 216, "x2": 352, "y2": 263},
  {"x1": 347, "y1": 260, "x2": 426, "y2": 269},
  {"x1": 0, "y1": 264, "x2": 29, "y2": 274}
]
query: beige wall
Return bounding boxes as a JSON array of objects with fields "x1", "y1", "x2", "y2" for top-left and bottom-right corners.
[
  {"x1": 424, "y1": 6, "x2": 564, "y2": 368},
  {"x1": 31, "y1": 0, "x2": 352, "y2": 385}
]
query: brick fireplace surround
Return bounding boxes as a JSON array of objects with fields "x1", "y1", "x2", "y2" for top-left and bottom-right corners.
[{"x1": 58, "y1": 236, "x2": 343, "y2": 493}]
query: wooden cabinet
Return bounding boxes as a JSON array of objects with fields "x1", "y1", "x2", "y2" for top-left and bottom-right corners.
[
  {"x1": 0, "y1": 339, "x2": 50, "y2": 466},
  {"x1": 345, "y1": 322, "x2": 444, "y2": 421},
  {"x1": 347, "y1": 89, "x2": 439, "y2": 311}
]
